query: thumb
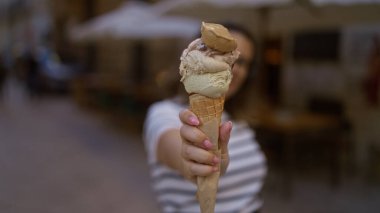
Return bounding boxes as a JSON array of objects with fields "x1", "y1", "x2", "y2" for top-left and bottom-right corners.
[{"x1": 219, "y1": 121, "x2": 232, "y2": 154}]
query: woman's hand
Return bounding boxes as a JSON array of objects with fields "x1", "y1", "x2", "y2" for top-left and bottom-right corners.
[{"x1": 179, "y1": 109, "x2": 232, "y2": 183}]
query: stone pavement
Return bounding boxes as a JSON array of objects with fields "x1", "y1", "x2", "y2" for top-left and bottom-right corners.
[{"x1": 0, "y1": 91, "x2": 159, "y2": 213}]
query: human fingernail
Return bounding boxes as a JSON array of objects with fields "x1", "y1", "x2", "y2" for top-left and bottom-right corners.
[
  {"x1": 213, "y1": 156, "x2": 220, "y2": 164},
  {"x1": 227, "y1": 121, "x2": 233, "y2": 132},
  {"x1": 213, "y1": 166, "x2": 219, "y2": 172},
  {"x1": 189, "y1": 116, "x2": 199, "y2": 125},
  {"x1": 203, "y1": 140, "x2": 213, "y2": 149}
]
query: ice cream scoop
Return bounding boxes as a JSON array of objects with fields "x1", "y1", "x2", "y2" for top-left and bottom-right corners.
[
  {"x1": 180, "y1": 39, "x2": 239, "y2": 98},
  {"x1": 201, "y1": 22, "x2": 237, "y2": 53},
  {"x1": 179, "y1": 23, "x2": 239, "y2": 98}
]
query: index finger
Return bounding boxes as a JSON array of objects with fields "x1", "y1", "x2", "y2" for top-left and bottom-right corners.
[{"x1": 179, "y1": 109, "x2": 200, "y2": 126}]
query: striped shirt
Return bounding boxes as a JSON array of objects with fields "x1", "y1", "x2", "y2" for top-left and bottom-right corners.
[{"x1": 143, "y1": 99, "x2": 267, "y2": 213}]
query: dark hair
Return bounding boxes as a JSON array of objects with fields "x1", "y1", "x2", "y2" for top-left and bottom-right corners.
[
  {"x1": 221, "y1": 22, "x2": 257, "y2": 120},
  {"x1": 222, "y1": 22, "x2": 256, "y2": 72}
]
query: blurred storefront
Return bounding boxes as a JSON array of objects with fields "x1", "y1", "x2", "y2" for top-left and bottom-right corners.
[{"x1": 2, "y1": 0, "x2": 380, "y2": 177}]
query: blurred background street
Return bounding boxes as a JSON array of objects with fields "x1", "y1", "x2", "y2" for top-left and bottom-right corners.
[
  {"x1": 1, "y1": 0, "x2": 380, "y2": 212},
  {"x1": 0, "y1": 79, "x2": 158, "y2": 213}
]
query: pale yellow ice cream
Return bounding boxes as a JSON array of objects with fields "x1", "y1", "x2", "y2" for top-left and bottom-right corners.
[{"x1": 180, "y1": 32, "x2": 239, "y2": 98}]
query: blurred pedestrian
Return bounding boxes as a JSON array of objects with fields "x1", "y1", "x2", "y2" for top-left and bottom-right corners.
[
  {"x1": 24, "y1": 51, "x2": 41, "y2": 98},
  {"x1": 0, "y1": 54, "x2": 7, "y2": 99},
  {"x1": 364, "y1": 35, "x2": 380, "y2": 106}
]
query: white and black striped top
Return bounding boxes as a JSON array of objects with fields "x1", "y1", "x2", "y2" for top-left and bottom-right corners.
[{"x1": 144, "y1": 99, "x2": 267, "y2": 213}]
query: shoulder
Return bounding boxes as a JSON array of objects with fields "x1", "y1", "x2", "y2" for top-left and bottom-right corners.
[
  {"x1": 145, "y1": 98, "x2": 186, "y2": 128},
  {"x1": 148, "y1": 98, "x2": 185, "y2": 115}
]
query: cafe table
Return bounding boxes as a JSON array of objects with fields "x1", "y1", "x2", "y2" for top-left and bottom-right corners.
[{"x1": 249, "y1": 107, "x2": 344, "y2": 197}]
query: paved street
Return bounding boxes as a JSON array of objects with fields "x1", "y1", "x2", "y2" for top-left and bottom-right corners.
[{"x1": 0, "y1": 80, "x2": 158, "y2": 213}]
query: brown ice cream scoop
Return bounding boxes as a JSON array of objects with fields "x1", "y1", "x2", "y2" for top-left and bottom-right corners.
[{"x1": 201, "y1": 22, "x2": 237, "y2": 53}]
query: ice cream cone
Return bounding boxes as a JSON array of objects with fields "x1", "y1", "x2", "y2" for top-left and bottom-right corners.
[
  {"x1": 189, "y1": 93, "x2": 224, "y2": 213},
  {"x1": 189, "y1": 93, "x2": 224, "y2": 124},
  {"x1": 180, "y1": 22, "x2": 239, "y2": 213}
]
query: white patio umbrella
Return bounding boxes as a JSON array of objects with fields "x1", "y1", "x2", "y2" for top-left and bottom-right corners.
[
  {"x1": 205, "y1": 0, "x2": 292, "y2": 7},
  {"x1": 69, "y1": 1, "x2": 151, "y2": 41},
  {"x1": 110, "y1": 16, "x2": 199, "y2": 39},
  {"x1": 69, "y1": 1, "x2": 200, "y2": 42},
  {"x1": 152, "y1": 0, "x2": 292, "y2": 14},
  {"x1": 150, "y1": 0, "x2": 295, "y2": 41},
  {"x1": 153, "y1": 0, "x2": 380, "y2": 12},
  {"x1": 311, "y1": 0, "x2": 380, "y2": 5}
]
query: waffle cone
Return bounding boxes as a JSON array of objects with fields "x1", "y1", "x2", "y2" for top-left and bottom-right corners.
[
  {"x1": 189, "y1": 93, "x2": 225, "y2": 213},
  {"x1": 189, "y1": 94, "x2": 225, "y2": 125}
]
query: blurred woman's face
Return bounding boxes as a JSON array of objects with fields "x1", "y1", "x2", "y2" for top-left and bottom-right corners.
[{"x1": 226, "y1": 32, "x2": 254, "y2": 99}]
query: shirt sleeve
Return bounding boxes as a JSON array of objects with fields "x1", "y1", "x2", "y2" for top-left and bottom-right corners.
[{"x1": 143, "y1": 100, "x2": 183, "y2": 165}]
